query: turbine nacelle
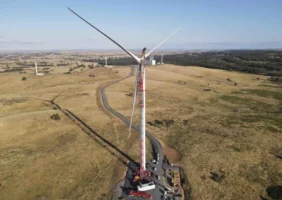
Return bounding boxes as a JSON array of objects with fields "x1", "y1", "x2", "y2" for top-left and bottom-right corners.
[
  {"x1": 141, "y1": 48, "x2": 147, "y2": 65},
  {"x1": 142, "y1": 48, "x2": 147, "y2": 58}
]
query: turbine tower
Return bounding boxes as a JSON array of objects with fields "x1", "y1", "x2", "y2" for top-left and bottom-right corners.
[
  {"x1": 161, "y1": 54, "x2": 164, "y2": 64},
  {"x1": 68, "y1": 7, "x2": 180, "y2": 181},
  {"x1": 105, "y1": 57, "x2": 108, "y2": 67},
  {"x1": 35, "y1": 62, "x2": 44, "y2": 76},
  {"x1": 35, "y1": 62, "x2": 38, "y2": 74}
]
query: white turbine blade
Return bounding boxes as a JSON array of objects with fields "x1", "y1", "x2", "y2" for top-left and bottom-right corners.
[
  {"x1": 145, "y1": 27, "x2": 182, "y2": 58},
  {"x1": 68, "y1": 7, "x2": 141, "y2": 63},
  {"x1": 129, "y1": 67, "x2": 140, "y2": 132}
]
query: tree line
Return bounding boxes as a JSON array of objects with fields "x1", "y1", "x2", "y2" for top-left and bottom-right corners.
[
  {"x1": 160, "y1": 50, "x2": 282, "y2": 76},
  {"x1": 84, "y1": 50, "x2": 282, "y2": 76}
]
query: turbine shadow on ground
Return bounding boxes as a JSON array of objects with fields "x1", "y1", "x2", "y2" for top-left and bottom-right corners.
[
  {"x1": 28, "y1": 95, "x2": 137, "y2": 169},
  {"x1": 64, "y1": 109, "x2": 136, "y2": 166}
]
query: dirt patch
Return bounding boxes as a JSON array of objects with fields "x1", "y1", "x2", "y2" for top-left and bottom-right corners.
[{"x1": 163, "y1": 145, "x2": 182, "y2": 163}]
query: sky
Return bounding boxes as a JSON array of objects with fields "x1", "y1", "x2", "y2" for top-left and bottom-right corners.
[{"x1": 1, "y1": 0, "x2": 282, "y2": 51}]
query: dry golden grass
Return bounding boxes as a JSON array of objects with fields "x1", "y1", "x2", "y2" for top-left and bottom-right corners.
[
  {"x1": 1, "y1": 60, "x2": 281, "y2": 199},
  {"x1": 106, "y1": 64, "x2": 282, "y2": 200},
  {"x1": 0, "y1": 66, "x2": 140, "y2": 200}
]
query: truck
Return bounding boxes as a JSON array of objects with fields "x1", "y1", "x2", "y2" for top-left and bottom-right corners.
[{"x1": 137, "y1": 182, "x2": 156, "y2": 191}]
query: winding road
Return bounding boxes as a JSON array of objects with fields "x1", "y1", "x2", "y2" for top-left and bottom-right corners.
[{"x1": 100, "y1": 67, "x2": 165, "y2": 199}]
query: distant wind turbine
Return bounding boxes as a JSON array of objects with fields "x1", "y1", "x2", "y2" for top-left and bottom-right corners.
[{"x1": 35, "y1": 62, "x2": 44, "y2": 76}]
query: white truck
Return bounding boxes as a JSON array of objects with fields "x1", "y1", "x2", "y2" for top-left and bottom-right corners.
[{"x1": 137, "y1": 182, "x2": 156, "y2": 191}]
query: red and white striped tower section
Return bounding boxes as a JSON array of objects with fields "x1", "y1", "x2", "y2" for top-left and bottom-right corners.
[{"x1": 138, "y1": 48, "x2": 147, "y2": 175}]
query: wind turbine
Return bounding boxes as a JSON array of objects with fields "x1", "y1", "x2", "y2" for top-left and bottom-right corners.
[
  {"x1": 35, "y1": 62, "x2": 44, "y2": 76},
  {"x1": 68, "y1": 7, "x2": 180, "y2": 183},
  {"x1": 105, "y1": 57, "x2": 108, "y2": 67}
]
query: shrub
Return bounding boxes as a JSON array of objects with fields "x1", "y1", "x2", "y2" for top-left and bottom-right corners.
[
  {"x1": 183, "y1": 120, "x2": 189, "y2": 125},
  {"x1": 269, "y1": 77, "x2": 280, "y2": 82},
  {"x1": 50, "y1": 113, "x2": 61, "y2": 121}
]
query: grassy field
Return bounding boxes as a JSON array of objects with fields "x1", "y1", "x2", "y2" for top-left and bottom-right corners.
[
  {"x1": 0, "y1": 66, "x2": 140, "y2": 200},
  {"x1": 106, "y1": 64, "x2": 282, "y2": 200},
  {"x1": 1, "y1": 61, "x2": 281, "y2": 200}
]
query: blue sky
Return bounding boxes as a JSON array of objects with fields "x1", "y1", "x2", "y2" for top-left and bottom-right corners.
[{"x1": 1, "y1": 0, "x2": 282, "y2": 50}]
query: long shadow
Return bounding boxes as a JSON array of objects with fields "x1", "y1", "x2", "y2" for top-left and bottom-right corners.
[
  {"x1": 64, "y1": 109, "x2": 136, "y2": 165},
  {"x1": 28, "y1": 94, "x2": 137, "y2": 168}
]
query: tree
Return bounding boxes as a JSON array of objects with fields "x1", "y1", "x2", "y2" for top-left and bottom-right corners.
[
  {"x1": 154, "y1": 119, "x2": 163, "y2": 128},
  {"x1": 147, "y1": 121, "x2": 155, "y2": 130},
  {"x1": 164, "y1": 120, "x2": 172, "y2": 131},
  {"x1": 50, "y1": 113, "x2": 61, "y2": 121}
]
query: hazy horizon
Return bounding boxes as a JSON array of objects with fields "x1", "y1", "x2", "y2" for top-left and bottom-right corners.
[
  {"x1": 1, "y1": 47, "x2": 282, "y2": 54},
  {"x1": 1, "y1": 0, "x2": 282, "y2": 51}
]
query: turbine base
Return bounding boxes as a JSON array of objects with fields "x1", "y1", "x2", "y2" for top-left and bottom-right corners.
[{"x1": 133, "y1": 169, "x2": 151, "y2": 183}]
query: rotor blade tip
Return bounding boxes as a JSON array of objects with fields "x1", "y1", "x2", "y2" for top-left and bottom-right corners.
[
  {"x1": 67, "y1": 7, "x2": 74, "y2": 13},
  {"x1": 67, "y1": 7, "x2": 140, "y2": 63}
]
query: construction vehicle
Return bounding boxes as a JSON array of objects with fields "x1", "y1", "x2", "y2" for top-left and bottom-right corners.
[
  {"x1": 133, "y1": 175, "x2": 141, "y2": 182},
  {"x1": 137, "y1": 182, "x2": 156, "y2": 191},
  {"x1": 129, "y1": 191, "x2": 152, "y2": 199}
]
